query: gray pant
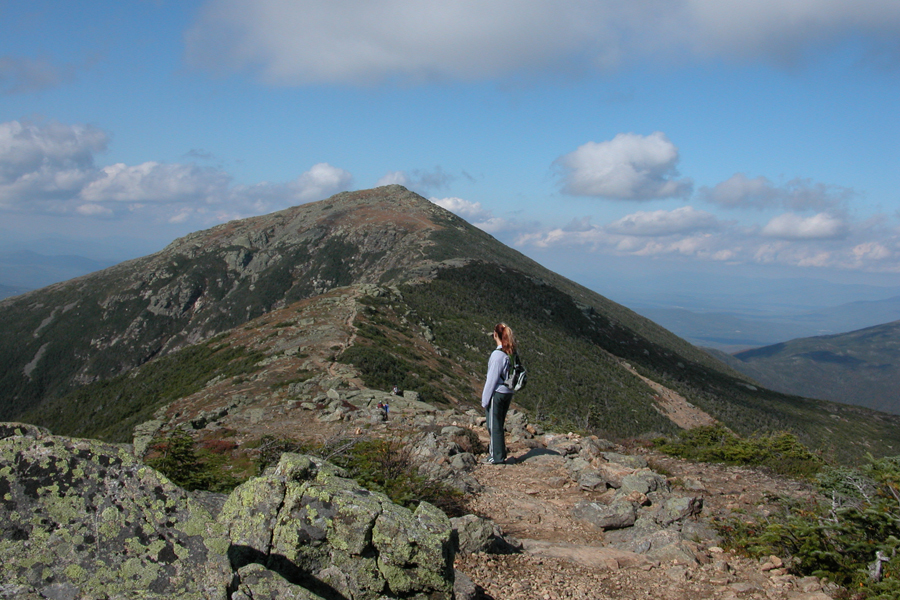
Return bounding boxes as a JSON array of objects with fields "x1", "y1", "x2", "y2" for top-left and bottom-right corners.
[{"x1": 485, "y1": 391, "x2": 513, "y2": 463}]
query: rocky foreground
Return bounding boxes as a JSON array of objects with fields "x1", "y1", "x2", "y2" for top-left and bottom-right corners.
[{"x1": 2, "y1": 392, "x2": 840, "y2": 599}]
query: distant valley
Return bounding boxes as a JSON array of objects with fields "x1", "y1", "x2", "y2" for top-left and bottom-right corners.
[
  {"x1": 634, "y1": 296, "x2": 900, "y2": 352},
  {"x1": 712, "y1": 320, "x2": 900, "y2": 415},
  {"x1": 0, "y1": 250, "x2": 114, "y2": 291}
]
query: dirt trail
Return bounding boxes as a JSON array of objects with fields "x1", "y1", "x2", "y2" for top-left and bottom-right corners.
[{"x1": 455, "y1": 436, "x2": 833, "y2": 600}]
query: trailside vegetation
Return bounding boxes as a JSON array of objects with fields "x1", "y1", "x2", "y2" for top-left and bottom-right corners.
[
  {"x1": 145, "y1": 429, "x2": 245, "y2": 493},
  {"x1": 654, "y1": 425, "x2": 900, "y2": 598},
  {"x1": 250, "y1": 434, "x2": 466, "y2": 517},
  {"x1": 715, "y1": 456, "x2": 900, "y2": 599},
  {"x1": 653, "y1": 425, "x2": 825, "y2": 479}
]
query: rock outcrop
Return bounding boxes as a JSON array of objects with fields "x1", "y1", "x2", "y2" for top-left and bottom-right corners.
[
  {"x1": 0, "y1": 424, "x2": 231, "y2": 599},
  {"x1": 0, "y1": 424, "x2": 456, "y2": 599}
]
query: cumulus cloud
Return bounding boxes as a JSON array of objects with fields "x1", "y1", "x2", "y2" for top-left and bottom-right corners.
[
  {"x1": 185, "y1": 1, "x2": 900, "y2": 85},
  {"x1": 428, "y1": 195, "x2": 528, "y2": 235},
  {"x1": 376, "y1": 171, "x2": 410, "y2": 187},
  {"x1": 430, "y1": 196, "x2": 492, "y2": 221},
  {"x1": 0, "y1": 119, "x2": 353, "y2": 222},
  {"x1": 286, "y1": 163, "x2": 353, "y2": 203},
  {"x1": 0, "y1": 119, "x2": 108, "y2": 205},
  {"x1": 517, "y1": 206, "x2": 900, "y2": 272},
  {"x1": 606, "y1": 206, "x2": 719, "y2": 236},
  {"x1": 760, "y1": 212, "x2": 849, "y2": 240},
  {"x1": 555, "y1": 132, "x2": 693, "y2": 200},
  {"x1": 701, "y1": 173, "x2": 854, "y2": 211},
  {"x1": 81, "y1": 162, "x2": 232, "y2": 203}
]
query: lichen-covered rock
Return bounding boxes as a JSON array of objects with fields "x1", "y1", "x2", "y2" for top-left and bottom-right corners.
[
  {"x1": 451, "y1": 514, "x2": 521, "y2": 555},
  {"x1": 0, "y1": 422, "x2": 49, "y2": 441},
  {"x1": 618, "y1": 470, "x2": 669, "y2": 496},
  {"x1": 0, "y1": 429, "x2": 231, "y2": 599},
  {"x1": 571, "y1": 500, "x2": 637, "y2": 530},
  {"x1": 219, "y1": 452, "x2": 455, "y2": 600},
  {"x1": 654, "y1": 495, "x2": 703, "y2": 526}
]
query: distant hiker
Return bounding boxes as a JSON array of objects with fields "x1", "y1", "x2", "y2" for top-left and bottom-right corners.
[
  {"x1": 482, "y1": 322, "x2": 517, "y2": 464},
  {"x1": 392, "y1": 385, "x2": 399, "y2": 395},
  {"x1": 383, "y1": 401, "x2": 389, "y2": 419}
]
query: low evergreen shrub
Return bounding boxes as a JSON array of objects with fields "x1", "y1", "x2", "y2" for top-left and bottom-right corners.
[
  {"x1": 713, "y1": 455, "x2": 900, "y2": 599},
  {"x1": 145, "y1": 430, "x2": 244, "y2": 493},
  {"x1": 653, "y1": 425, "x2": 824, "y2": 479}
]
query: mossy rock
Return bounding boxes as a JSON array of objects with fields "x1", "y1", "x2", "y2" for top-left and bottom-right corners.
[
  {"x1": 0, "y1": 426, "x2": 231, "y2": 598},
  {"x1": 219, "y1": 452, "x2": 455, "y2": 600}
]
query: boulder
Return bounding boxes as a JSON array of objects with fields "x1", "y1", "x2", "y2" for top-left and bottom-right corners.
[
  {"x1": 602, "y1": 452, "x2": 648, "y2": 469},
  {"x1": 618, "y1": 470, "x2": 669, "y2": 496},
  {"x1": 451, "y1": 514, "x2": 521, "y2": 555},
  {"x1": 219, "y1": 453, "x2": 456, "y2": 600},
  {"x1": 572, "y1": 500, "x2": 637, "y2": 530},
  {"x1": 654, "y1": 496, "x2": 703, "y2": 526},
  {"x1": 0, "y1": 431, "x2": 231, "y2": 599}
]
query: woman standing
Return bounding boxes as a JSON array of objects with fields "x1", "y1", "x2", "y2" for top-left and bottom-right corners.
[{"x1": 482, "y1": 322, "x2": 516, "y2": 465}]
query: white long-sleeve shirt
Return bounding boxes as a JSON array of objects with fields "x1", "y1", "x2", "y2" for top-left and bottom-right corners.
[{"x1": 482, "y1": 347, "x2": 513, "y2": 407}]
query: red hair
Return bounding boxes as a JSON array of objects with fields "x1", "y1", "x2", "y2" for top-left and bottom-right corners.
[{"x1": 494, "y1": 322, "x2": 517, "y2": 355}]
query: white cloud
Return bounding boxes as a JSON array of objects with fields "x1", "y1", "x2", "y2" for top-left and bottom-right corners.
[
  {"x1": 185, "y1": 1, "x2": 900, "y2": 85},
  {"x1": 0, "y1": 119, "x2": 107, "y2": 205},
  {"x1": 852, "y1": 241, "x2": 892, "y2": 261},
  {"x1": 430, "y1": 196, "x2": 492, "y2": 221},
  {"x1": 376, "y1": 171, "x2": 410, "y2": 187},
  {"x1": 761, "y1": 212, "x2": 849, "y2": 240},
  {"x1": 0, "y1": 119, "x2": 353, "y2": 224},
  {"x1": 286, "y1": 163, "x2": 353, "y2": 203},
  {"x1": 376, "y1": 167, "x2": 453, "y2": 193},
  {"x1": 81, "y1": 162, "x2": 232, "y2": 203},
  {"x1": 75, "y1": 203, "x2": 112, "y2": 216},
  {"x1": 701, "y1": 173, "x2": 853, "y2": 211},
  {"x1": 429, "y1": 195, "x2": 516, "y2": 233},
  {"x1": 606, "y1": 206, "x2": 719, "y2": 236},
  {"x1": 517, "y1": 208, "x2": 900, "y2": 273},
  {"x1": 555, "y1": 132, "x2": 693, "y2": 200}
]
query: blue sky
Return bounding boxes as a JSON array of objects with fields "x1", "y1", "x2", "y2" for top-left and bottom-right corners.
[{"x1": 2, "y1": 0, "x2": 899, "y2": 306}]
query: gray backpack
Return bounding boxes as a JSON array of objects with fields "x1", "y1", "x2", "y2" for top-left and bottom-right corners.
[{"x1": 504, "y1": 351, "x2": 527, "y2": 392}]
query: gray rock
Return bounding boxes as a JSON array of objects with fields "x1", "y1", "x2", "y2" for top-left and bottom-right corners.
[
  {"x1": 450, "y1": 452, "x2": 477, "y2": 471},
  {"x1": 450, "y1": 515, "x2": 521, "y2": 555},
  {"x1": 0, "y1": 432, "x2": 232, "y2": 599},
  {"x1": 453, "y1": 569, "x2": 480, "y2": 600},
  {"x1": 220, "y1": 453, "x2": 455, "y2": 600},
  {"x1": 572, "y1": 500, "x2": 637, "y2": 530},
  {"x1": 602, "y1": 452, "x2": 648, "y2": 469},
  {"x1": 655, "y1": 496, "x2": 703, "y2": 526},
  {"x1": 578, "y1": 472, "x2": 608, "y2": 492},
  {"x1": 619, "y1": 471, "x2": 669, "y2": 496},
  {"x1": 0, "y1": 422, "x2": 49, "y2": 441}
]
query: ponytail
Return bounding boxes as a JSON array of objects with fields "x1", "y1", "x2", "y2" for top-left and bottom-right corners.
[{"x1": 494, "y1": 322, "x2": 517, "y2": 355}]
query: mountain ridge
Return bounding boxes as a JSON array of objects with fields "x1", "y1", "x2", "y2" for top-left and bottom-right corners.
[
  {"x1": 3, "y1": 185, "x2": 900, "y2": 462},
  {"x1": 716, "y1": 320, "x2": 900, "y2": 414}
]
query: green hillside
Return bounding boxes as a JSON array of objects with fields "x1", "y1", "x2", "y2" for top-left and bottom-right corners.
[{"x1": 723, "y1": 321, "x2": 900, "y2": 414}]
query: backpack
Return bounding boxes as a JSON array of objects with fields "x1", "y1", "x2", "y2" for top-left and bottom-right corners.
[{"x1": 504, "y1": 351, "x2": 527, "y2": 392}]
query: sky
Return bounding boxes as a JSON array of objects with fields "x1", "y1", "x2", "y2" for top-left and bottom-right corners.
[{"x1": 2, "y1": 0, "x2": 900, "y2": 310}]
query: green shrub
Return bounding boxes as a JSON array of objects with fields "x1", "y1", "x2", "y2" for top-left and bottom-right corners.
[
  {"x1": 714, "y1": 455, "x2": 900, "y2": 599},
  {"x1": 653, "y1": 425, "x2": 824, "y2": 479},
  {"x1": 145, "y1": 430, "x2": 244, "y2": 493}
]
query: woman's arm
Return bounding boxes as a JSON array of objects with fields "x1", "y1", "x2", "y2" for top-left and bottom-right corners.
[{"x1": 482, "y1": 350, "x2": 507, "y2": 407}]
